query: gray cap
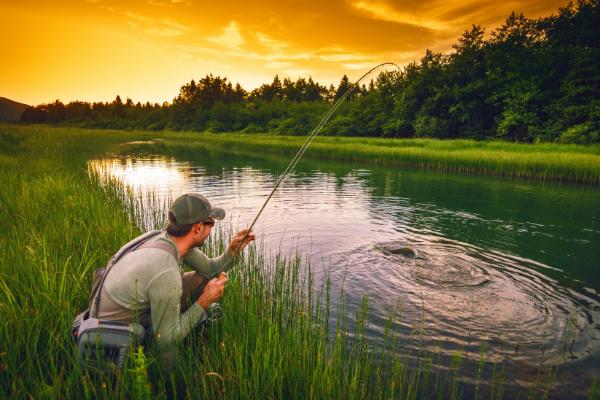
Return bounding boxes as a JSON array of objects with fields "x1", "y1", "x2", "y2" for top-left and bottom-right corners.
[{"x1": 169, "y1": 193, "x2": 225, "y2": 225}]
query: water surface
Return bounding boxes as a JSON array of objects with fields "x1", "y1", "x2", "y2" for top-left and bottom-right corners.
[{"x1": 89, "y1": 144, "x2": 600, "y2": 398}]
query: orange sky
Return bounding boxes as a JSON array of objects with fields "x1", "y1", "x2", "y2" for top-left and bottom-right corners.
[{"x1": 1, "y1": 0, "x2": 569, "y2": 105}]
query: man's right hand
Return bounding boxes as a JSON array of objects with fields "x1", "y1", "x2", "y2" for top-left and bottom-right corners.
[{"x1": 197, "y1": 277, "x2": 226, "y2": 310}]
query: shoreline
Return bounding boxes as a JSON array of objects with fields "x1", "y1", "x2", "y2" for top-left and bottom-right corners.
[
  {"x1": 5, "y1": 123, "x2": 600, "y2": 186},
  {"x1": 190, "y1": 133, "x2": 600, "y2": 186},
  {"x1": 103, "y1": 127, "x2": 600, "y2": 186}
]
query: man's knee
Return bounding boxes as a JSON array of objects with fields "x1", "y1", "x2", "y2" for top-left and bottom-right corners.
[{"x1": 181, "y1": 272, "x2": 207, "y2": 311}]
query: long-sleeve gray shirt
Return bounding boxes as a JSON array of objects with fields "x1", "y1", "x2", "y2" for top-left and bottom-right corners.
[{"x1": 97, "y1": 230, "x2": 234, "y2": 367}]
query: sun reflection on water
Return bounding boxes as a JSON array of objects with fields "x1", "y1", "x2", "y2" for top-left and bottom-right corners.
[{"x1": 89, "y1": 156, "x2": 191, "y2": 198}]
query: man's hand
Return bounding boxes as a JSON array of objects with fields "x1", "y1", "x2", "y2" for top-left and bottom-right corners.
[
  {"x1": 196, "y1": 278, "x2": 226, "y2": 310},
  {"x1": 228, "y1": 228, "x2": 255, "y2": 255},
  {"x1": 217, "y1": 272, "x2": 228, "y2": 282}
]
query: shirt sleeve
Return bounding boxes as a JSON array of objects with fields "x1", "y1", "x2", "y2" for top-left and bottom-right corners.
[
  {"x1": 147, "y1": 268, "x2": 207, "y2": 370},
  {"x1": 183, "y1": 247, "x2": 235, "y2": 278}
]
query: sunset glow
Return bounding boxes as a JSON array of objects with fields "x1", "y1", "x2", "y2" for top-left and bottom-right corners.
[{"x1": 1, "y1": 0, "x2": 568, "y2": 105}]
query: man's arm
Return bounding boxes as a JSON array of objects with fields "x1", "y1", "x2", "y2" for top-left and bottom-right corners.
[
  {"x1": 148, "y1": 269, "x2": 207, "y2": 369},
  {"x1": 183, "y1": 229, "x2": 255, "y2": 278},
  {"x1": 183, "y1": 247, "x2": 235, "y2": 278}
]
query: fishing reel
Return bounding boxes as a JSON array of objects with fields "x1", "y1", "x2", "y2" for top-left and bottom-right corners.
[{"x1": 206, "y1": 302, "x2": 223, "y2": 324}]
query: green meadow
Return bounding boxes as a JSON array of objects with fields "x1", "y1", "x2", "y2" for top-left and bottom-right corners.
[{"x1": 0, "y1": 124, "x2": 598, "y2": 399}]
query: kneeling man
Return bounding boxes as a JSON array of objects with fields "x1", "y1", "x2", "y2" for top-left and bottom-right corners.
[{"x1": 96, "y1": 193, "x2": 254, "y2": 368}]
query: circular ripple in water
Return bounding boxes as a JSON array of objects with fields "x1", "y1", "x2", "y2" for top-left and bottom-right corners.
[
  {"x1": 340, "y1": 233, "x2": 600, "y2": 366},
  {"x1": 379, "y1": 240, "x2": 491, "y2": 288}
]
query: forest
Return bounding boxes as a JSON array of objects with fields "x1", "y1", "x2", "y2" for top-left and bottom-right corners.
[{"x1": 20, "y1": 0, "x2": 600, "y2": 144}]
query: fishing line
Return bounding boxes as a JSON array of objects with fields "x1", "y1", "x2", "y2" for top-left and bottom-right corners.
[{"x1": 234, "y1": 62, "x2": 402, "y2": 251}]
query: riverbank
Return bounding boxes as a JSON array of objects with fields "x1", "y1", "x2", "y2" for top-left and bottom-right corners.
[
  {"x1": 0, "y1": 124, "x2": 594, "y2": 399},
  {"x1": 6, "y1": 124, "x2": 600, "y2": 186},
  {"x1": 142, "y1": 131, "x2": 600, "y2": 186}
]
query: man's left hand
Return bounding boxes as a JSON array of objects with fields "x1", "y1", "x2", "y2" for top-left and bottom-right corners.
[{"x1": 228, "y1": 228, "x2": 255, "y2": 255}]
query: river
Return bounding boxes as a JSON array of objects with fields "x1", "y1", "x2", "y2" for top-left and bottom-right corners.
[{"x1": 89, "y1": 142, "x2": 600, "y2": 398}]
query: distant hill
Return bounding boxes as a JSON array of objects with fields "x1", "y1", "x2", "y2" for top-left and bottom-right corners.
[{"x1": 0, "y1": 97, "x2": 30, "y2": 122}]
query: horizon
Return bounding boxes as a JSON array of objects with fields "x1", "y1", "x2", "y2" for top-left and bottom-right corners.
[{"x1": 2, "y1": 0, "x2": 568, "y2": 106}]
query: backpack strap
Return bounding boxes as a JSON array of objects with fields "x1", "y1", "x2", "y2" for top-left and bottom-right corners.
[
  {"x1": 137, "y1": 241, "x2": 179, "y2": 259},
  {"x1": 90, "y1": 230, "x2": 177, "y2": 318}
]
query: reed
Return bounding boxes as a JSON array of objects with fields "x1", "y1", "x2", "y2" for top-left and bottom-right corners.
[{"x1": 0, "y1": 124, "x2": 592, "y2": 399}]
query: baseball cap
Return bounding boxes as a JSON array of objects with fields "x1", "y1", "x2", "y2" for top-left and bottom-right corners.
[{"x1": 169, "y1": 193, "x2": 225, "y2": 225}]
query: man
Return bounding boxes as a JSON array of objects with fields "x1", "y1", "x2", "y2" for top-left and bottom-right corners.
[{"x1": 96, "y1": 193, "x2": 255, "y2": 369}]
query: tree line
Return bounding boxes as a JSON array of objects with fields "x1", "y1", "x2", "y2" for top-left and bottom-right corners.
[{"x1": 21, "y1": 0, "x2": 600, "y2": 143}]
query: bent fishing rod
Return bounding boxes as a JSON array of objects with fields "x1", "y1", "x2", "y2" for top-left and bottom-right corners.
[{"x1": 233, "y1": 62, "x2": 401, "y2": 253}]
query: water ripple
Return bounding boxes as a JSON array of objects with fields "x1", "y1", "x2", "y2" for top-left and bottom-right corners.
[{"x1": 339, "y1": 233, "x2": 600, "y2": 366}]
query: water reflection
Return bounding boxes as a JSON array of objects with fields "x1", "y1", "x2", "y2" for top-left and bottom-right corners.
[
  {"x1": 90, "y1": 156, "x2": 191, "y2": 198},
  {"x1": 89, "y1": 153, "x2": 600, "y2": 398}
]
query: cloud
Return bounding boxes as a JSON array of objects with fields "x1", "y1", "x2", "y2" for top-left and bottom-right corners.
[
  {"x1": 349, "y1": 0, "x2": 450, "y2": 30},
  {"x1": 283, "y1": 68, "x2": 311, "y2": 78},
  {"x1": 99, "y1": 5, "x2": 115, "y2": 13},
  {"x1": 224, "y1": 48, "x2": 312, "y2": 62},
  {"x1": 182, "y1": 39, "x2": 312, "y2": 64},
  {"x1": 347, "y1": 0, "x2": 561, "y2": 37},
  {"x1": 342, "y1": 62, "x2": 377, "y2": 70},
  {"x1": 265, "y1": 61, "x2": 293, "y2": 69},
  {"x1": 146, "y1": 0, "x2": 192, "y2": 7},
  {"x1": 125, "y1": 12, "x2": 191, "y2": 37},
  {"x1": 256, "y1": 33, "x2": 288, "y2": 51},
  {"x1": 318, "y1": 50, "x2": 376, "y2": 62},
  {"x1": 206, "y1": 21, "x2": 244, "y2": 49}
]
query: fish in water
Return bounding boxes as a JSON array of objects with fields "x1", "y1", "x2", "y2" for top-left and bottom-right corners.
[
  {"x1": 380, "y1": 242, "x2": 418, "y2": 258},
  {"x1": 388, "y1": 247, "x2": 418, "y2": 258}
]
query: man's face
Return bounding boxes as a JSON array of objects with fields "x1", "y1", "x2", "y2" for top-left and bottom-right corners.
[{"x1": 191, "y1": 219, "x2": 214, "y2": 246}]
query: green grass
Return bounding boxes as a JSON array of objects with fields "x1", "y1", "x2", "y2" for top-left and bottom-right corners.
[
  {"x1": 7, "y1": 124, "x2": 600, "y2": 185},
  {"x1": 0, "y1": 124, "x2": 594, "y2": 399},
  {"x1": 148, "y1": 131, "x2": 600, "y2": 186}
]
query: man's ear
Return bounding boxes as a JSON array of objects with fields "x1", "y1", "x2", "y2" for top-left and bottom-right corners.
[{"x1": 193, "y1": 222, "x2": 203, "y2": 235}]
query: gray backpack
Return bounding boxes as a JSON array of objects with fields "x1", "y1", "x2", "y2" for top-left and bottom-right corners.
[{"x1": 71, "y1": 230, "x2": 177, "y2": 372}]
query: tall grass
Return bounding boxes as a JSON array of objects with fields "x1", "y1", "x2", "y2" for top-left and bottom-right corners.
[
  {"x1": 152, "y1": 132, "x2": 600, "y2": 186},
  {"x1": 0, "y1": 124, "x2": 594, "y2": 399}
]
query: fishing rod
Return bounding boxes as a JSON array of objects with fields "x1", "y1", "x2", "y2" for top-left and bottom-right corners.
[{"x1": 233, "y1": 62, "x2": 402, "y2": 253}]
